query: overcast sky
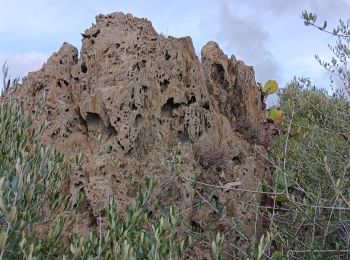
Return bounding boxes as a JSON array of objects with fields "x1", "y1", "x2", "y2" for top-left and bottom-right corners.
[{"x1": 1, "y1": 0, "x2": 349, "y2": 100}]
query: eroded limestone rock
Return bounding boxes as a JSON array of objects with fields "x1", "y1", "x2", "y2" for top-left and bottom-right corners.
[{"x1": 10, "y1": 11, "x2": 270, "y2": 257}]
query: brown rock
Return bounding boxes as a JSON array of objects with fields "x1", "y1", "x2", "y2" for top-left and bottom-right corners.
[{"x1": 10, "y1": 11, "x2": 270, "y2": 256}]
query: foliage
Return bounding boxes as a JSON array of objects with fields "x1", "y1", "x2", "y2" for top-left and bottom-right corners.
[
  {"x1": 302, "y1": 11, "x2": 350, "y2": 95},
  {"x1": 266, "y1": 78, "x2": 350, "y2": 259},
  {"x1": 211, "y1": 232, "x2": 225, "y2": 260},
  {"x1": 69, "y1": 183, "x2": 190, "y2": 259},
  {"x1": 3, "y1": 10, "x2": 350, "y2": 258},
  {"x1": 0, "y1": 98, "x2": 70, "y2": 259},
  {"x1": 1, "y1": 62, "x2": 10, "y2": 96},
  {"x1": 1, "y1": 62, "x2": 19, "y2": 97},
  {"x1": 0, "y1": 87, "x2": 189, "y2": 258}
]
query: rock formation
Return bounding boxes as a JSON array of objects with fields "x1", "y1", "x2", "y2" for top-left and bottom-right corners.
[{"x1": 10, "y1": 12, "x2": 270, "y2": 256}]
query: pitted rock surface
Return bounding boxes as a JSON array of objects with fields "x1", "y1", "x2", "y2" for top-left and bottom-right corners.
[{"x1": 10, "y1": 12, "x2": 270, "y2": 255}]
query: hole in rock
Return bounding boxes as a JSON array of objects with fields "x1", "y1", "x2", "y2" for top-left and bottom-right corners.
[
  {"x1": 74, "y1": 181, "x2": 83, "y2": 188},
  {"x1": 190, "y1": 221, "x2": 203, "y2": 233},
  {"x1": 72, "y1": 54, "x2": 78, "y2": 63},
  {"x1": 165, "y1": 50, "x2": 171, "y2": 60},
  {"x1": 161, "y1": 97, "x2": 180, "y2": 118},
  {"x1": 86, "y1": 112, "x2": 101, "y2": 124},
  {"x1": 51, "y1": 128, "x2": 60, "y2": 137},
  {"x1": 160, "y1": 79, "x2": 170, "y2": 93},
  {"x1": 132, "y1": 62, "x2": 140, "y2": 71},
  {"x1": 107, "y1": 125, "x2": 117, "y2": 137},
  {"x1": 232, "y1": 156, "x2": 242, "y2": 166},
  {"x1": 91, "y1": 29, "x2": 100, "y2": 38},
  {"x1": 81, "y1": 62, "x2": 88, "y2": 73},
  {"x1": 134, "y1": 114, "x2": 142, "y2": 128},
  {"x1": 203, "y1": 101, "x2": 210, "y2": 110},
  {"x1": 117, "y1": 140, "x2": 125, "y2": 151},
  {"x1": 86, "y1": 112, "x2": 103, "y2": 133},
  {"x1": 177, "y1": 130, "x2": 190, "y2": 143},
  {"x1": 211, "y1": 63, "x2": 231, "y2": 90},
  {"x1": 188, "y1": 95, "x2": 196, "y2": 105}
]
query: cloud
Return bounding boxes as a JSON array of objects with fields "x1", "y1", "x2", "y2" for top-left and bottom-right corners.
[
  {"x1": 216, "y1": 3, "x2": 281, "y2": 83},
  {"x1": 0, "y1": 52, "x2": 48, "y2": 84},
  {"x1": 250, "y1": 0, "x2": 304, "y2": 14},
  {"x1": 307, "y1": 0, "x2": 350, "y2": 21},
  {"x1": 1, "y1": 0, "x2": 346, "y2": 97},
  {"x1": 247, "y1": 0, "x2": 350, "y2": 18}
]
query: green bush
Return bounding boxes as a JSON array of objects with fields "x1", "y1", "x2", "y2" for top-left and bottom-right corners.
[
  {"x1": 266, "y1": 78, "x2": 350, "y2": 259},
  {"x1": 71, "y1": 177, "x2": 191, "y2": 259},
  {"x1": 0, "y1": 98, "x2": 70, "y2": 258}
]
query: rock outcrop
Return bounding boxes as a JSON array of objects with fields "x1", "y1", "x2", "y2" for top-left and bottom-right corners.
[{"x1": 11, "y1": 12, "x2": 270, "y2": 256}]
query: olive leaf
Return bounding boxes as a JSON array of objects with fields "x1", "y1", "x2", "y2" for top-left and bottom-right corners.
[
  {"x1": 272, "y1": 169, "x2": 294, "y2": 192},
  {"x1": 0, "y1": 232, "x2": 8, "y2": 252},
  {"x1": 275, "y1": 194, "x2": 288, "y2": 203},
  {"x1": 271, "y1": 169, "x2": 295, "y2": 204}
]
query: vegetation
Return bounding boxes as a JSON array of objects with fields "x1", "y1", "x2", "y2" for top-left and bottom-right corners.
[
  {"x1": 0, "y1": 97, "x2": 70, "y2": 258},
  {"x1": 253, "y1": 14, "x2": 350, "y2": 259},
  {"x1": 1, "y1": 62, "x2": 18, "y2": 97},
  {"x1": 265, "y1": 78, "x2": 350, "y2": 259},
  {"x1": 0, "y1": 73, "x2": 189, "y2": 259},
  {"x1": 302, "y1": 11, "x2": 350, "y2": 96},
  {"x1": 0, "y1": 11, "x2": 349, "y2": 260}
]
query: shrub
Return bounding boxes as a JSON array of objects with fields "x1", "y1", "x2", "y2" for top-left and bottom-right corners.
[
  {"x1": 0, "y1": 98, "x2": 70, "y2": 258},
  {"x1": 69, "y1": 180, "x2": 190, "y2": 259},
  {"x1": 265, "y1": 78, "x2": 350, "y2": 259}
]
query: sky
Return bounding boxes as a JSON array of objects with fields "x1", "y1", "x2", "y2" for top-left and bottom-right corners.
[{"x1": 0, "y1": 0, "x2": 349, "y2": 103}]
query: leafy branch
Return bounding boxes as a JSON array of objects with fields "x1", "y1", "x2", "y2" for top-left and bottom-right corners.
[
  {"x1": 301, "y1": 11, "x2": 350, "y2": 95},
  {"x1": 301, "y1": 11, "x2": 350, "y2": 38}
]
